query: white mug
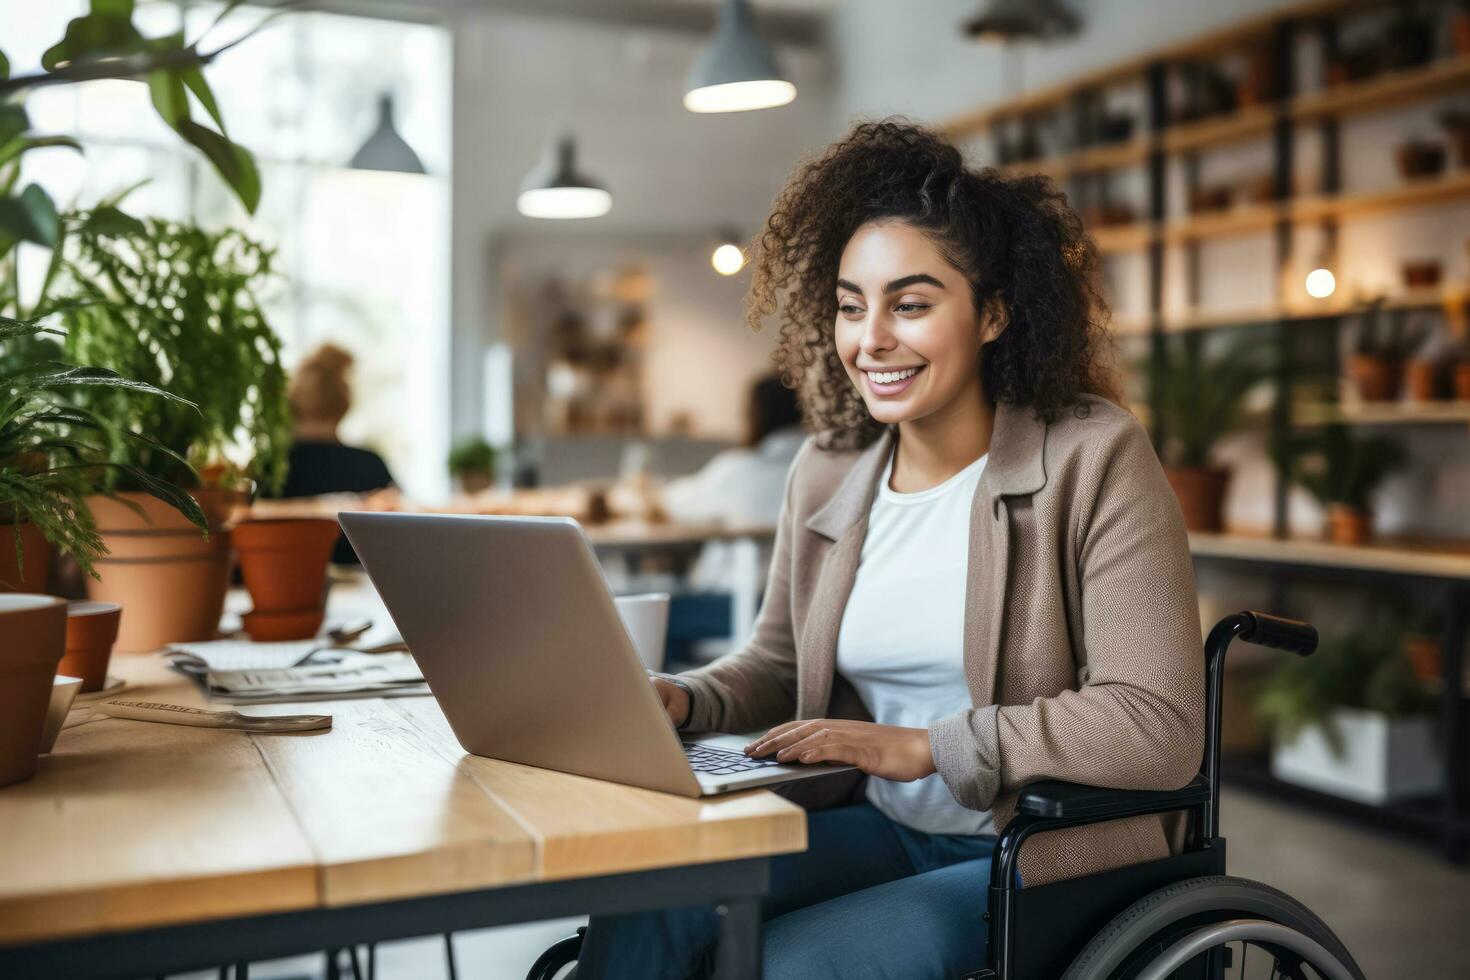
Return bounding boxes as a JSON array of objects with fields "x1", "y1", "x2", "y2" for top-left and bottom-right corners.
[{"x1": 614, "y1": 592, "x2": 671, "y2": 671}]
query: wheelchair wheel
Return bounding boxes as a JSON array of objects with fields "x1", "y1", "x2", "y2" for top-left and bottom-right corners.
[{"x1": 1061, "y1": 875, "x2": 1366, "y2": 980}]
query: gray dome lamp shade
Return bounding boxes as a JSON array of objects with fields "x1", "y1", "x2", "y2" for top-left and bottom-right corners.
[
  {"x1": 516, "y1": 136, "x2": 613, "y2": 220},
  {"x1": 349, "y1": 93, "x2": 425, "y2": 174},
  {"x1": 963, "y1": 0, "x2": 1080, "y2": 41},
  {"x1": 684, "y1": 0, "x2": 795, "y2": 113}
]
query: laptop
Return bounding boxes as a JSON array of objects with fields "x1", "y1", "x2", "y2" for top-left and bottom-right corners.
[{"x1": 339, "y1": 512, "x2": 854, "y2": 797}]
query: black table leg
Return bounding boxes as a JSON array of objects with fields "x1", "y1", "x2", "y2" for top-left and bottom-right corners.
[
  {"x1": 714, "y1": 898, "x2": 763, "y2": 979},
  {"x1": 1442, "y1": 582, "x2": 1469, "y2": 863}
]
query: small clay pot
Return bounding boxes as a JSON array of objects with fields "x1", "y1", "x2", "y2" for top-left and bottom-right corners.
[
  {"x1": 1163, "y1": 466, "x2": 1231, "y2": 533},
  {"x1": 1455, "y1": 362, "x2": 1470, "y2": 401},
  {"x1": 1401, "y1": 260, "x2": 1442, "y2": 289},
  {"x1": 1404, "y1": 360, "x2": 1443, "y2": 402},
  {"x1": 1347, "y1": 354, "x2": 1400, "y2": 402},
  {"x1": 1326, "y1": 504, "x2": 1372, "y2": 546},
  {"x1": 1455, "y1": 14, "x2": 1470, "y2": 57},
  {"x1": 0, "y1": 521, "x2": 50, "y2": 594},
  {"x1": 458, "y1": 471, "x2": 494, "y2": 494},
  {"x1": 1189, "y1": 186, "x2": 1234, "y2": 214},
  {"x1": 232, "y1": 518, "x2": 340, "y2": 614},
  {"x1": 1396, "y1": 142, "x2": 1447, "y2": 180},
  {"x1": 58, "y1": 601, "x2": 122, "y2": 693},
  {"x1": 0, "y1": 595, "x2": 67, "y2": 787},
  {"x1": 1403, "y1": 633, "x2": 1442, "y2": 684},
  {"x1": 241, "y1": 606, "x2": 325, "y2": 643}
]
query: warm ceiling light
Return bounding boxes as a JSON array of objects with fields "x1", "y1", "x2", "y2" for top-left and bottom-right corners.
[
  {"x1": 684, "y1": 0, "x2": 796, "y2": 113},
  {"x1": 517, "y1": 136, "x2": 612, "y2": 220},
  {"x1": 1305, "y1": 267, "x2": 1336, "y2": 299},
  {"x1": 712, "y1": 243, "x2": 745, "y2": 275}
]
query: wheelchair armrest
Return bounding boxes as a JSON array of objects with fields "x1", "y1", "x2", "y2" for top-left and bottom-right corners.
[{"x1": 1017, "y1": 774, "x2": 1209, "y2": 823}]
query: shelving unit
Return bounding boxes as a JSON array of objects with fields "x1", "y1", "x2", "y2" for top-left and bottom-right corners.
[{"x1": 945, "y1": 0, "x2": 1470, "y2": 862}]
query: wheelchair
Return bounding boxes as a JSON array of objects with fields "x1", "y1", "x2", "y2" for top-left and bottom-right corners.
[{"x1": 526, "y1": 611, "x2": 1368, "y2": 980}]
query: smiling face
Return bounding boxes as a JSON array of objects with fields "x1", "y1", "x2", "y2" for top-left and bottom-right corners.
[{"x1": 834, "y1": 219, "x2": 1001, "y2": 429}]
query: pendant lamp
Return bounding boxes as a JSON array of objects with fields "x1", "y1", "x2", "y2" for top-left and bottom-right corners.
[
  {"x1": 684, "y1": 0, "x2": 796, "y2": 113},
  {"x1": 349, "y1": 94, "x2": 425, "y2": 174},
  {"x1": 516, "y1": 136, "x2": 613, "y2": 220}
]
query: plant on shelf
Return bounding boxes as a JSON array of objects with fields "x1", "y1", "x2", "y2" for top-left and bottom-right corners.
[
  {"x1": 1, "y1": 316, "x2": 206, "y2": 590},
  {"x1": 1146, "y1": 332, "x2": 1272, "y2": 533},
  {"x1": 448, "y1": 436, "x2": 498, "y2": 494},
  {"x1": 45, "y1": 216, "x2": 291, "y2": 651},
  {"x1": 1257, "y1": 621, "x2": 1439, "y2": 805},
  {"x1": 1278, "y1": 424, "x2": 1406, "y2": 547},
  {"x1": 1439, "y1": 106, "x2": 1470, "y2": 169},
  {"x1": 1345, "y1": 299, "x2": 1432, "y2": 402}
]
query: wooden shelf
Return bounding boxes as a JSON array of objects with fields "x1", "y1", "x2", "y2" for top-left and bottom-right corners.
[
  {"x1": 1003, "y1": 138, "x2": 1153, "y2": 180},
  {"x1": 1114, "y1": 288, "x2": 1465, "y2": 335},
  {"x1": 1164, "y1": 202, "x2": 1282, "y2": 243},
  {"x1": 1189, "y1": 531, "x2": 1470, "y2": 581},
  {"x1": 1090, "y1": 222, "x2": 1155, "y2": 254},
  {"x1": 1294, "y1": 170, "x2": 1470, "y2": 222},
  {"x1": 1295, "y1": 53, "x2": 1470, "y2": 122},
  {"x1": 1163, "y1": 105, "x2": 1278, "y2": 154},
  {"x1": 1295, "y1": 401, "x2": 1470, "y2": 427}
]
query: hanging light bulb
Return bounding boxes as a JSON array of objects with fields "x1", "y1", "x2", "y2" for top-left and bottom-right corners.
[
  {"x1": 684, "y1": 0, "x2": 796, "y2": 113},
  {"x1": 711, "y1": 228, "x2": 746, "y2": 275},
  {"x1": 517, "y1": 136, "x2": 612, "y2": 219},
  {"x1": 1305, "y1": 267, "x2": 1336, "y2": 299}
]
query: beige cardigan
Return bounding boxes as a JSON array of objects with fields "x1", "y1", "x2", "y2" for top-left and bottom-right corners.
[{"x1": 675, "y1": 395, "x2": 1206, "y2": 886}]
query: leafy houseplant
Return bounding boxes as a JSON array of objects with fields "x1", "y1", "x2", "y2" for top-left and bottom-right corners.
[
  {"x1": 1346, "y1": 300, "x2": 1431, "y2": 402},
  {"x1": 1280, "y1": 424, "x2": 1406, "y2": 546},
  {"x1": 1147, "y1": 333, "x2": 1270, "y2": 532},
  {"x1": 49, "y1": 217, "x2": 291, "y2": 651},
  {"x1": 1257, "y1": 623, "x2": 1440, "y2": 803},
  {"x1": 448, "y1": 436, "x2": 498, "y2": 494},
  {"x1": 1, "y1": 316, "x2": 206, "y2": 589}
]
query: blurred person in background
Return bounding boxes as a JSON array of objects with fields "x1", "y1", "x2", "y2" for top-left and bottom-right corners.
[
  {"x1": 660, "y1": 372, "x2": 806, "y2": 527},
  {"x1": 277, "y1": 343, "x2": 395, "y2": 563}
]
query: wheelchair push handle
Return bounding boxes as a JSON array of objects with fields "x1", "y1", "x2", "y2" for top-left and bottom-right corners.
[{"x1": 1238, "y1": 611, "x2": 1317, "y2": 656}]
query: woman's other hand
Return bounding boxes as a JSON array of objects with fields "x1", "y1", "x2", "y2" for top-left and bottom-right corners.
[
  {"x1": 745, "y1": 719, "x2": 937, "y2": 782},
  {"x1": 650, "y1": 676, "x2": 691, "y2": 728}
]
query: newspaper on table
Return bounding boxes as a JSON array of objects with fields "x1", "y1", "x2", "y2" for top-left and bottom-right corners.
[{"x1": 166, "y1": 641, "x2": 428, "y2": 704}]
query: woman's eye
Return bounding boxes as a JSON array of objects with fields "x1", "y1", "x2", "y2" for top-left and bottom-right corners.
[
  {"x1": 839, "y1": 304, "x2": 864, "y2": 316},
  {"x1": 895, "y1": 302, "x2": 929, "y2": 314}
]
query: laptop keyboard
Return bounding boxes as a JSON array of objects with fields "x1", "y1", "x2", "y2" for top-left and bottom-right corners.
[{"x1": 682, "y1": 741, "x2": 784, "y2": 776}]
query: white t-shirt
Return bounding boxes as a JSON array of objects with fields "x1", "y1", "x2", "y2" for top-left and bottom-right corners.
[{"x1": 835, "y1": 445, "x2": 996, "y2": 837}]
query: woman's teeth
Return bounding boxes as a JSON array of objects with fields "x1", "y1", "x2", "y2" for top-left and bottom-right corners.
[{"x1": 867, "y1": 367, "x2": 920, "y2": 384}]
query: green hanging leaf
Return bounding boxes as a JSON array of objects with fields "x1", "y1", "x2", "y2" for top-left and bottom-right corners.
[
  {"x1": 80, "y1": 205, "x2": 144, "y2": 238},
  {"x1": 0, "y1": 49, "x2": 10, "y2": 82},
  {"x1": 0, "y1": 135, "x2": 84, "y2": 172},
  {"x1": 0, "y1": 185, "x2": 61, "y2": 247},
  {"x1": 177, "y1": 63, "x2": 227, "y2": 135},
  {"x1": 41, "y1": 9, "x2": 145, "y2": 71},
  {"x1": 0, "y1": 315, "x2": 66, "y2": 342},
  {"x1": 146, "y1": 68, "x2": 189, "y2": 127},
  {"x1": 0, "y1": 105, "x2": 28, "y2": 147},
  {"x1": 90, "y1": 0, "x2": 136, "y2": 16},
  {"x1": 175, "y1": 121, "x2": 260, "y2": 213}
]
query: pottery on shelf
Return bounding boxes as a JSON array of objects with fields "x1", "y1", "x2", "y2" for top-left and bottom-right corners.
[
  {"x1": 1394, "y1": 141, "x2": 1447, "y2": 180},
  {"x1": 1163, "y1": 465, "x2": 1231, "y2": 533},
  {"x1": 0, "y1": 594, "x2": 67, "y2": 787},
  {"x1": 1400, "y1": 260, "x2": 1442, "y2": 290},
  {"x1": 1347, "y1": 354, "x2": 1400, "y2": 402},
  {"x1": 1455, "y1": 362, "x2": 1470, "y2": 402},
  {"x1": 1326, "y1": 504, "x2": 1372, "y2": 547},
  {"x1": 1404, "y1": 360, "x2": 1443, "y2": 402},
  {"x1": 59, "y1": 601, "x2": 123, "y2": 693},
  {"x1": 85, "y1": 489, "x2": 237, "y2": 653}
]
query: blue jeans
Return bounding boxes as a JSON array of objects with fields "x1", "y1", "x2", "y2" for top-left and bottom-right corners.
[{"x1": 578, "y1": 803, "x2": 998, "y2": 980}]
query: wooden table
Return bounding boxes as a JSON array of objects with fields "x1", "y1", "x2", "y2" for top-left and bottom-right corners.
[{"x1": 0, "y1": 655, "x2": 805, "y2": 979}]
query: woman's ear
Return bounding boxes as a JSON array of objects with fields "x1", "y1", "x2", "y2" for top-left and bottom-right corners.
[{"x1": 980, "y1": 295, "x2": 1010, "y2": 345}]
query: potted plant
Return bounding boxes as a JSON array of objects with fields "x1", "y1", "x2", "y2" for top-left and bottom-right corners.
[
  {"x1": 53, "y1": 216, "x2": 291, "y2": 652},
  {"x1": 1345, "y1": 300, "x2": 1431, "y2": 402},
  {"x1": 1257, "y1": 623, "x2": 1439, "y2": 804},
  {"x1": 449, "y1": 436, "x2": 498, "y2": 494},
  {"x1": 1281, "y1": 425, "x2": 1406, "y2": 546},
  {"x1": 1148, "y1": 334, "x2": 1270, "y2": 533}
]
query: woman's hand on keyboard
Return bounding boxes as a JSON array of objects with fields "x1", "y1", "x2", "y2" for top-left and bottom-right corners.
[
  {"x1": 744, "y1": 719, "x2": 938, "y2": 782},
  {"x1": 650, "y1": 676, "x2": 691, "y2": 728}
]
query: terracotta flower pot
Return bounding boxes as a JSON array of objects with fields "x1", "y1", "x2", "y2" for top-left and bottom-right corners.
[
  {"x1": 1403, "y1": 633, "x2": 1441, "y2": 684},
  {"x1": 1163, "y1": 466, "x2": 1231, "y2": 533},
  {"x1": 457, "y1": 471, "x2": 494, "y2": 495},
  {"x1": 1456, "y1": 14, "x2": 1470, "y2": 57},
  {"x1": 1404, "y1": 360, "x2": 1442, "y2": 402},
  {"x1": 0, "y1": 521, "x2": 50, "y2": 593},
  {"x1": 58, "y1": 601, "x2": 123, "y2": 693},
  {"x1": 1326, "y1": 504, "x2": 1372, "y2": 546},
  {"x1": 1455, "y1": 363, "x2": 1470, "y2": 402},
  {"x1": 85, "y1": 490, "x2": 237, "y2": 653},
  {"x1": 1347, "y1": 354, "x2": 1400, "y2": 402},
  {"x1": 241, "y1": 606, "x2": 326, "y2": 642},
  {"x1": 232, "y1": 518, "x2": 340, "y2": 614},
  {"x1": 0, "y1": 594, "x2": 67, "y2": 787}
]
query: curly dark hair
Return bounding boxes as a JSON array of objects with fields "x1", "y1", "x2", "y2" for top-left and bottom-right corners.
[{"x1": 746, "y1": 118, "x2": 1120, "y2": 450}]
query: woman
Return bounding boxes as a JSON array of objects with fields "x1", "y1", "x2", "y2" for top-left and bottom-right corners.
[{"x1": 580, "y1": 120, "x2": 1205, "y2": 979}]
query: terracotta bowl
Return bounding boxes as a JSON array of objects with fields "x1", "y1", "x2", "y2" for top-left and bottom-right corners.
[
  {"x1": 59, "y1": 601, "x2": 122, "y2": 693},
  {"x1": 241, "y1": 606, "x2": 325, "y2": 643}
]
